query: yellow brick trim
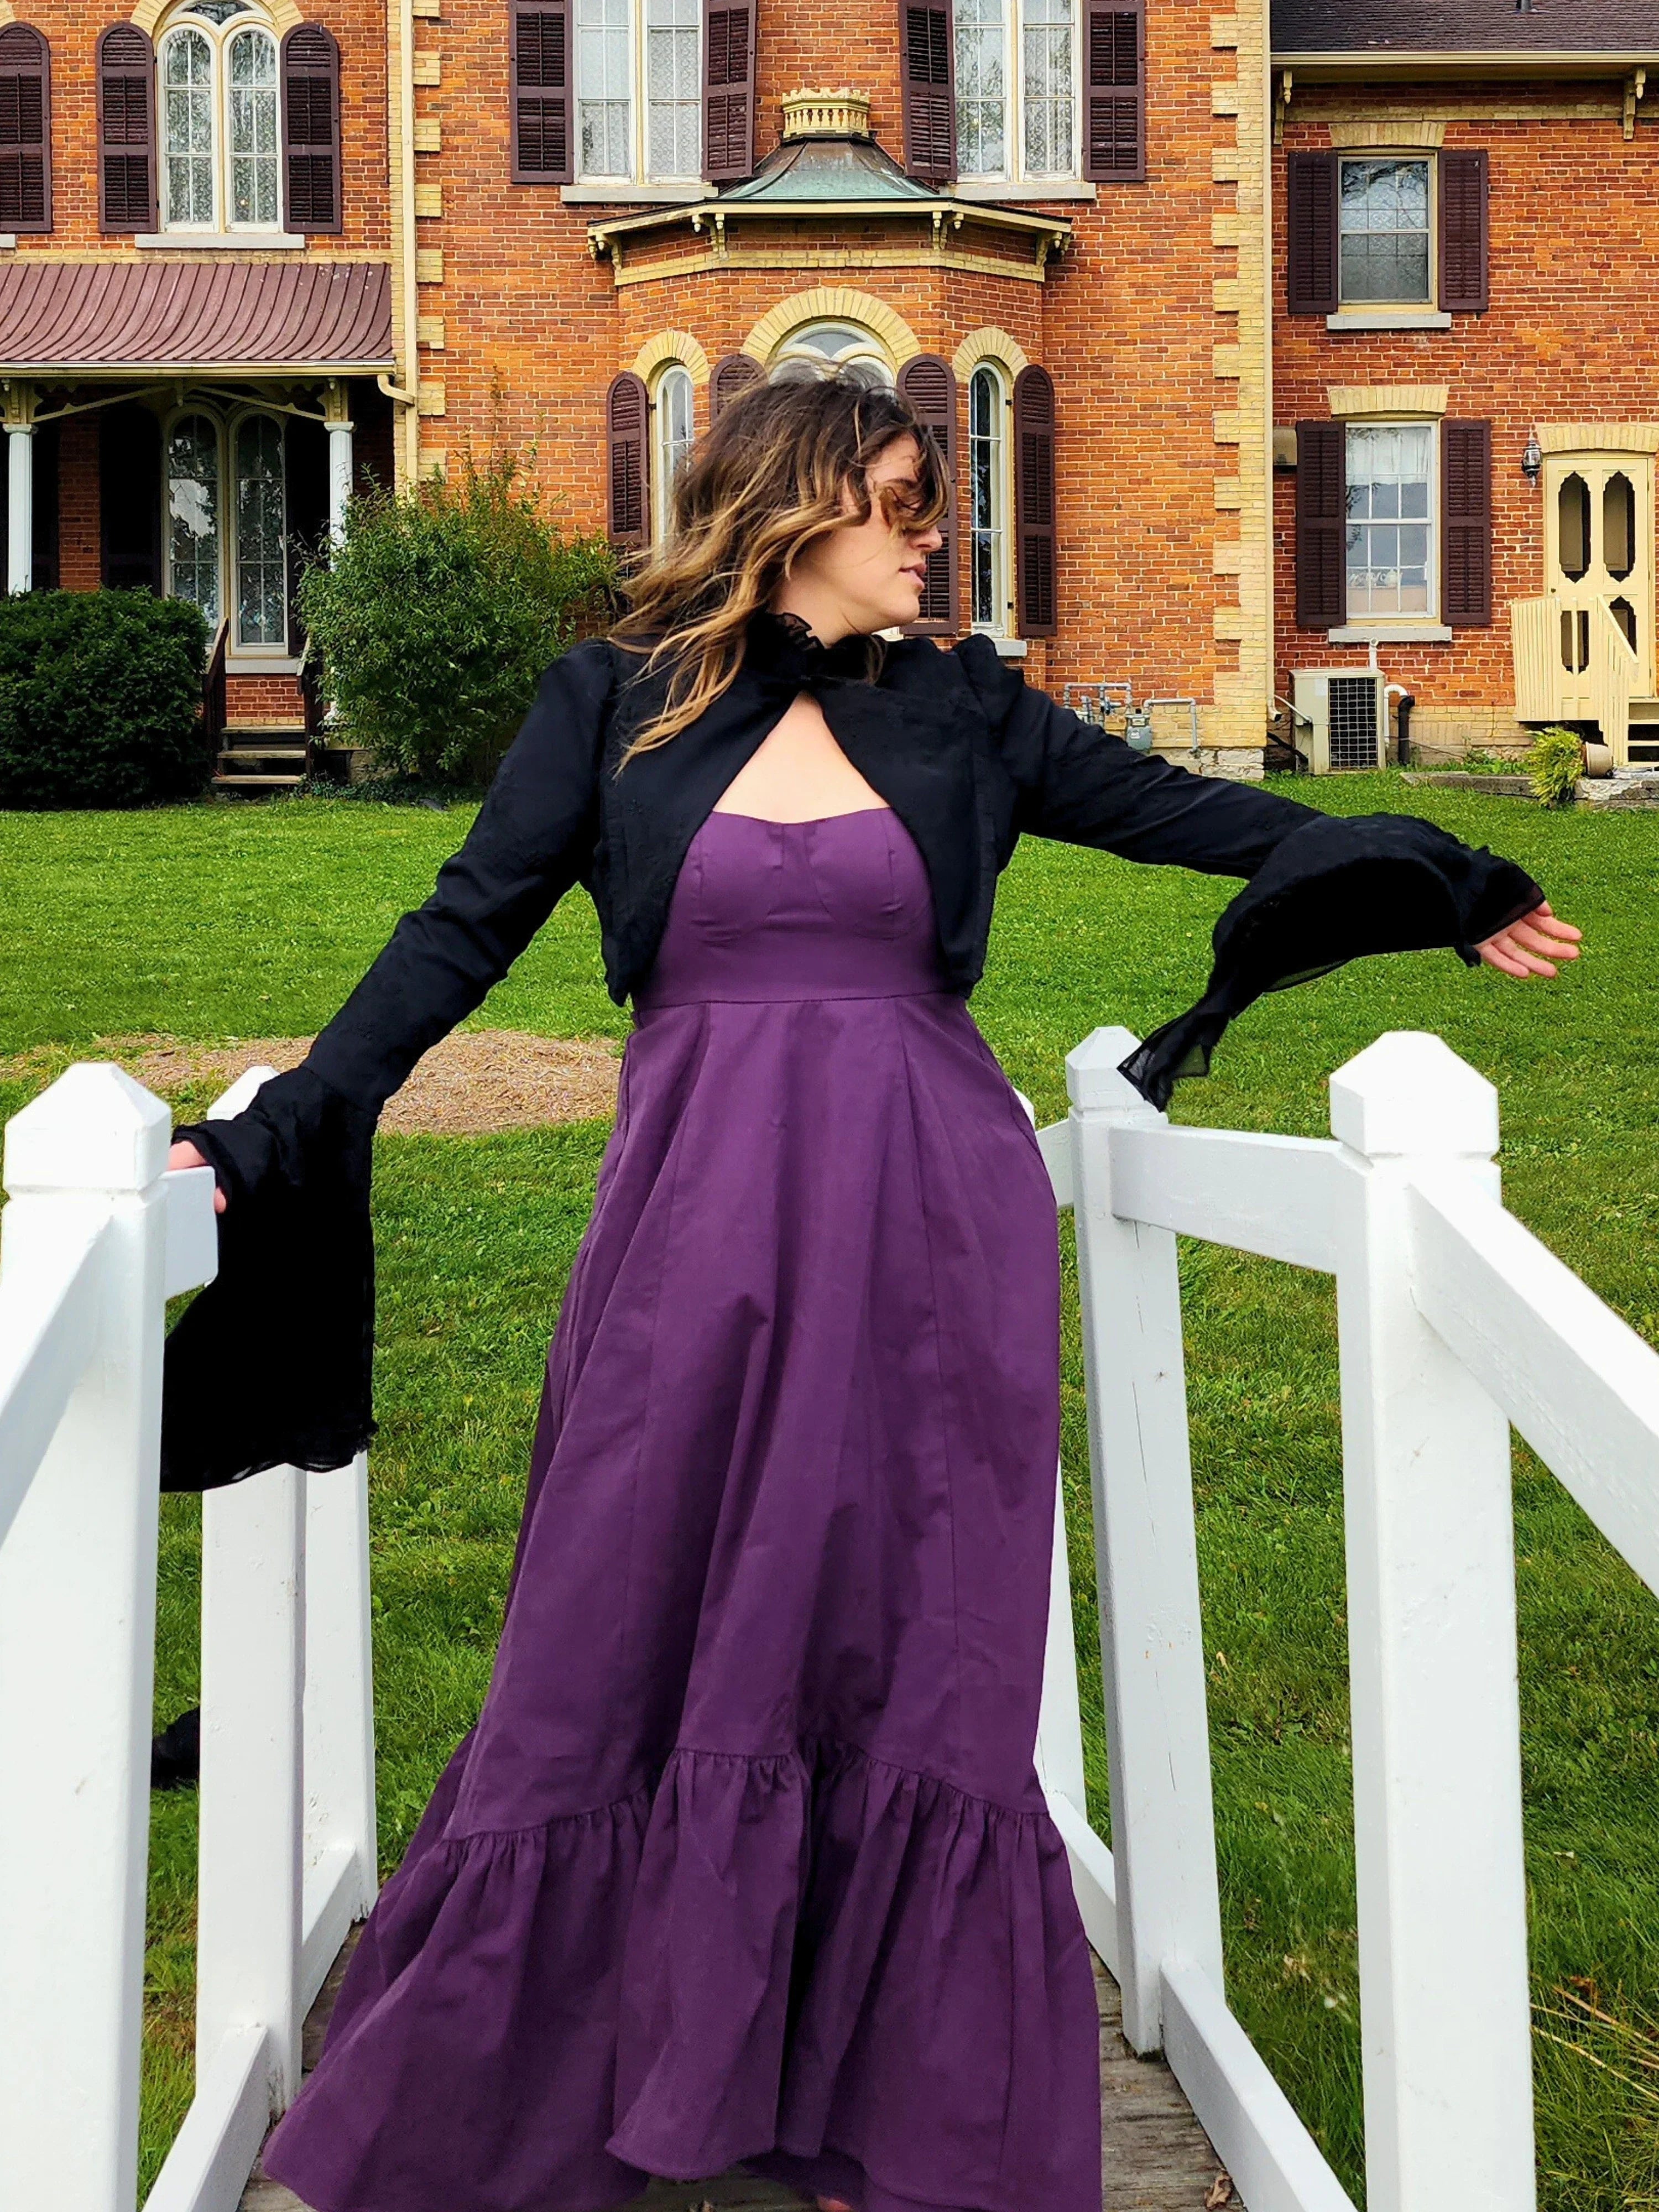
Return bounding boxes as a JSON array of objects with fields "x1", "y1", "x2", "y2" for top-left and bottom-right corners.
[
  {"x1": 1212, "y1": 149, "x2": 1240, "y2": 181},
  {"x1": 414, "y1": 119, "x2": 441, "y2": 153},
  {"x1": 1328, "y1": 119, "x2": 1446, "y2": 149},
  {"x1": 1210, "y1": 14, "x2": 1239, "y2": 44},
  {"x1": 631, "y1": 327, "x2": 712, "y2": 385},
  {"x1": 417, "y1": 314, "x2": 445, "y2": 348},
  {"x1": 1213, "y1": 342, "x2": 1243, "y2": 378},
  {"x1": 133, "y1": 0, "x2": 302, "y2": 27},
  {"x1": 419, "y1": 445, "x2": 447, "y2": 474},
  {"x1": 1212, "y1": 213, "x2": 1244, "y2": 247},
  {"x1": 1211, "y1": 83, "x2": 1239, "y2": 116},
  {"x1": 1537, "y1": 421, "x2": 1659, "y2": 456},
  {"x1": 416, "y1": 248, "x2": 444, "y2": 283},
  {"x1": 413, "y1": 51, "x2": 441, "y2": 84},
  {"x1": 415, "y1": 184, "x2": 444, "y2": 217},
  {"x1": 740, "y1": 287, "x2": 920, "y2": 366},
  {"x1": 1213, "y1": 410, "x2": 1244, "y2": 445},
  {"x1": 952, "y1": 325, "x2": 1030, "y2": 382},
  {"x1": 416, "y1": 380, "x2": 445, "y2": 415},
  {"x1": 1327, "y1": 383, "x2": 1448, "y2": 419},
  {"x1": 1214, "y1": 476, "x2": 1243, "y2": 509},
  {"x1": 411, "y1": 0, "x2": 440, "y2": 14},
  {"x1": 1213, "y1": 607, "x2": 1247, "y2": 641},
  {"x1": 1212, "y1": 278, "x2": 1241, "y2": 312}
]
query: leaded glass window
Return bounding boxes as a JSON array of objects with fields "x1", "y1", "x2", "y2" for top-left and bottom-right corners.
[
  {"x1": 163, "y1": 28, "x2": 216, "y2": 226},
  {"x1": 1338, "y1": 159, "x2": 1431, "y2": 305},
  {"x1": 227, "y1": 27, "x2": 279, "y2": 227},
  {"x1": 167, "y1": 414, "x2": 221, "y2": 625},
  {"x1": 1345, "y1": 421, "x2": 1434, "y2": 618},
  {"x1": 234, "y1": 414, "x2": 286, "y2": 646}
]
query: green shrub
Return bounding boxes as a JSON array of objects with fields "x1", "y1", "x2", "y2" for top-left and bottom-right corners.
[
  {"x1": 1526, "y1": 726, "x2": 1586, "y2": 808},
  {"x1": 0, "y1": 589, "x2": 211, "y2": 809},
  {"x1": 296, "y1": 448, "x2": 618, "y2": 780}
]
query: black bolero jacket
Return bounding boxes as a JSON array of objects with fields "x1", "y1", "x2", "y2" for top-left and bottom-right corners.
[{"x1": 161, "y1": 609, "x2": 1543, "y2": 1490}]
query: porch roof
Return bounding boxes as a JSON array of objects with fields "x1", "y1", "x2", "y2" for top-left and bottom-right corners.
[{"x1": 0, "y1": 259, "x2": 394, "y2": 377}]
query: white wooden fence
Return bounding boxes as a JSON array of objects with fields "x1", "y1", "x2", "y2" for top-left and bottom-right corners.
[
  {"x1": 0, "y1": 1062, "x2": 377, "y2": 2212},
  {"x1": 1032, "y1": 1025, "x2": 1659, "y2": 2212},
  {"x1": 4, "y1": 1030, "x2": 1657, "y2": 2212}
]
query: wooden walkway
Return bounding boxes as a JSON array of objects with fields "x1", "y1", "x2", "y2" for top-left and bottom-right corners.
[{"x1": 242, "y1": 1940, "x2": 1230, "y2": 2212}]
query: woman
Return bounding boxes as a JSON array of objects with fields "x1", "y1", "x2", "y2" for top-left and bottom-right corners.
[{"x1": 166, "y1": 374, "x2": 1578, "y2": 2212}]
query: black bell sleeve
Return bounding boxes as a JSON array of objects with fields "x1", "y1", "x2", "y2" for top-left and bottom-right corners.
[
  {"x1": 161, "y1": 640, "x2": 615, "y2": 1491},
  {"x1": 957, "y1": 637, "x2": 1544, "y2": 1112}
]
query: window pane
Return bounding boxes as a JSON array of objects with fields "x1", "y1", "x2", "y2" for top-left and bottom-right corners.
[
  {"x1": 1338, "y1": 158, "x2": 1431, "y2": 304},
  {"x1": 956, "y1": 0, "x2": 1006, "y2": 176},
  {"x1": 645, "y1": 0, "x2": 699, "y2": 177},
  {"x1": 577, "y1": 0, "x2": 631, "y2": 175},
  {"x1": 168, "y1": 413, "x2": 221, "y2": 626},
  {"x1": 163, "y1": 29, "x2": 216, "y2": 226},
  {"x1": 234, "y1": 414, "x2": 286, "y2": 646},
  {"x1": 652, "y1": 364, "x2": 695, "y2": 540},
  {"x1": 1021, "y1": 0, "x2": 1072, "y2": 178},
  {"x1": 1345, "y1": 421, "x2": 1433, "y2": 615},
  {"x1": 969, "y1": 364, "x2": 1005, "y2": 629},
  {"x1": 228, "y1": 28, "x2": 279, "y2": 226}
]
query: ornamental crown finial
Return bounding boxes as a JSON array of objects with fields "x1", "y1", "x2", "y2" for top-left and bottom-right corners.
[{"x1": 779, "y1": 87, "x2": 872, "y2": 141}]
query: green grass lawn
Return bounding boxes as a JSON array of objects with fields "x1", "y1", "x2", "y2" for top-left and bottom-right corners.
[{"x1": 2, "y1": 774, "x2": 1656, "y2": 2207}]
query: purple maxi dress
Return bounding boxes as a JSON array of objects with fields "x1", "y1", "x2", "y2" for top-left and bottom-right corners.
[{"x1": 261, "y1": 803, "x2": 1102, "y2": 2212}]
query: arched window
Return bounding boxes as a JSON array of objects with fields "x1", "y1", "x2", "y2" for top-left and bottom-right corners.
[
  {"x1": 651, "y1": 361, "x2": 694, "y2": 545},
  {"x1": 968, "y1": 362, "x2": 1009, "y2": 632},
  {"x1": 164, "y1": 406, "x2": 290, "y2": 649},
  {"x1": 769, "y1": 321, "x2": 893, "y2": 388},
  {"x1": 157, "y1": 2, "x2": 280, "y2": 231}
]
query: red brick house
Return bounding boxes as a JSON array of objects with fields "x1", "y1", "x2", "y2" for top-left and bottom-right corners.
[{"x1": 1272, "y1": 0, "x2": 1659, "y2": 769}]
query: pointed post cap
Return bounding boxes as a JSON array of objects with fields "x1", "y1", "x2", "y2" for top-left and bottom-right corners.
[
  {"x1": 1329, "y1": 1030, "x2": 1498, "y2": 1159},
  {"x1": 4, "y1": 1062, "x2": 171, "y2": 1194},
  {"x1": 1065, "y1": 1025, "x2": 1162, "y2": 1115}
]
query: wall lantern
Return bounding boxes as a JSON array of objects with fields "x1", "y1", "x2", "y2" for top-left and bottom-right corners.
[{"x1": 1521, "y1": 431, "x2": 1543, "y2": 482}]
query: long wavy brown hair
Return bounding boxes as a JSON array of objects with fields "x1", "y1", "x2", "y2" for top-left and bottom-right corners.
[{"x1": 608, "y1": 371, "x2": 950, "y2": 763}]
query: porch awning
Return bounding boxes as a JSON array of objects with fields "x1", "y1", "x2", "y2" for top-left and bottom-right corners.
[{"x1": 0, "y1": 259, "x2": 394, "y2": 375}]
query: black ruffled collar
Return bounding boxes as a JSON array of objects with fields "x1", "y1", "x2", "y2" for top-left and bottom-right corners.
[{"x1": 744, "y1": 607, "x2": 880, "y2": 683}]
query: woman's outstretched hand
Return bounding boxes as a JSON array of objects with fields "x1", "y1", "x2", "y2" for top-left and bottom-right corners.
[
  {"x1": 1475, "y1": 899, "x2": 1582, "y2": 980},
  {"x1": 168, "y1": 1139, "x2": 227, "y2": 1213}
]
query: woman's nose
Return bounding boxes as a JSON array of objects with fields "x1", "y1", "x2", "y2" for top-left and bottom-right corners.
[{"x1": 914, "y1": 523, "x2": 945, "y2": 554}]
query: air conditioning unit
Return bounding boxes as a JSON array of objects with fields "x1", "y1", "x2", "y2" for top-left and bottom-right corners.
[{"x1": 1291, "y1": 669, "x2": 1387, "y2": 774}]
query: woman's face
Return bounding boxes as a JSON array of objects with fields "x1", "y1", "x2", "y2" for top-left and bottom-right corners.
[{"x1": 779, "y1": 433, "x2": 945, "y2": 641}]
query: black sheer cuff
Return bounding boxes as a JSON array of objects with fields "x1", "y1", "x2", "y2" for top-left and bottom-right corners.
[
  {"x1": 1118, "y1": 812, "x2": 1544, "y2": 1112},
  {"x1": 160, "y1": 1064, "x2": 378, "y2": 1492}
]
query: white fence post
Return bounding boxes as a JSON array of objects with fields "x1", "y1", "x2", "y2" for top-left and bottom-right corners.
[
  {"x1": 0, "y1": 1065, "x2": 173, "y2": 2212},
  {"x1": 302, "y1": 1451, "x2": 379, "y2": 1990},
  {"x1": 1067, "y1": 1026, "x2": 1224, "y2": 2052},
  {"x1": 1330, "y1": 1033, "x2": 1535, "y2": 2212}
]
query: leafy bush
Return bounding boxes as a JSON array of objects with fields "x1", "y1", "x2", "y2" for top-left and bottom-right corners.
[
  {"x1": 1526, "y1": 726, "x2": 1586, "y2": 808},
  {"x1": 296, "y1": 449, "x2": 618, "y2": 780},
  {"x1": 0, "y1": 589, "x2": 211, "y2": 809}
]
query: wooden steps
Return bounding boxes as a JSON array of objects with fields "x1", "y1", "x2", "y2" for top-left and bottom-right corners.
[{"x1": 213, "y1": 727, "x2": 311, "y2": 796}]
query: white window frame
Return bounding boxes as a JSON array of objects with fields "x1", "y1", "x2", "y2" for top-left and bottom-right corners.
[
  {"x1": 954, "y1": 0, "x2": 1080, "y2": 187},
  {"x1": 1336, "y1": 152, "x2": 1436, "y2": 311},
  {"x1": 650, "y1": 361, "x2": 695, "y2": 545},
  {"x1": 967, "y1": 359, "x2": 1013, "y2": 635},
  {"x1": 1343, "y1": 417, "x2": 1439, "y2": 626},
  {"x1": 768, "y1": 320, "x2": 895, "y2": 387},
  {"x1": 156, "y1": 3, "x2": 283, "y2": 234},
  {"x1": 161, "y1": 402, "x2": 292, "y2": 658},
  {"x1": 575, "y1": 0, "x2": 702, "y2": 186}
]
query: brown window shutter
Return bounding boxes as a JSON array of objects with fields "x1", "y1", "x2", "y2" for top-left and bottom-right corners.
[
  {"x1": 281, "y1": 25, "x2": 341, "y2": 234},
  {"x1": 1012, "y1": 365, "x2": 1057, "y2": 639},
  {"x1": 0, "y1": 25, "x2": 50, "y2": 234},
  {"x1": 1293, "y1": 419, "x2": 1345, "y2": 629},
  {"x1": 709, "y1": 352, "x2": 762, "y2": 420},
  {"x1": 897, "y1": 353, "x2": 958, "y2": 636},
  {"x1": 1082, "y1": 6, "x2": 1142, "y2": 182},
  {"x1": 1286, "y1": 149, "x2": 1337, "y2": 316},
  {"x1": 899, "y1": 0, "x2": 953, "y2": 184},
  {"x1": 703, "y1": 0, "x2": 755, "y2": 182},
  {"x1": 97, "y1": 23, "x2": 154, "y2": 235},
  {"x1": 511, "y1": 0, "x2": 573, "y2": 184},
  {"x1": 1438, "y1": 149, "x2": 1488, "y2": 314},
  {"x1": 1442, "y1": 419, "x2": 1493, "y2": 627},
  {"x1": 607, "y1": 372, "x2": 650, "y2": 550}
]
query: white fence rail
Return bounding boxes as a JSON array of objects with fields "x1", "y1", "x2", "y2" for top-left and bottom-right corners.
[
  {"x1": 0, "y1": 1062, "x2": 377, "y2": 2212},
  {"x1": 1032, "y1": 1025, "x2": 1659, "y2": 2212}
]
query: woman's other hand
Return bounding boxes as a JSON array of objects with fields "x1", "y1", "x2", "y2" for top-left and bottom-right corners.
[
  {"x1": 168, "y1": 1139, "x2": 227, "y2": 1213},
  {"x1": 1475, "y1": 899, "x2": 1582, "y2": 980}
]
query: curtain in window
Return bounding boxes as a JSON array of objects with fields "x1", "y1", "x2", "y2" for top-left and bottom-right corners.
[
  {"x1": 955, "y1": 0, "x2": 1004, "y2": 176},
  {"x1": 163, "y1": 29, "x2": 215, "y2": 226},
  {"x1": 1020, "y1": 0, "x2": 1071, "y2": 176},
  {"x1": 645, "y1": 0, "x2": 698, "y2": 176},
  {"x1": 576, "y1": 0, "x2": 630, "y2": 176},
  {"x1": 235, "y1": 414, "x2": 286, "y2": 646},
  {"x1": 168, "y1": 414, "x2": 221, "y2": 625},
  {"x1": 1345, "y1": 422, "x2": 1433, "y2": 617},
  {"x1": 228, "y1": 27, "x2": 279, "y2": 226}
]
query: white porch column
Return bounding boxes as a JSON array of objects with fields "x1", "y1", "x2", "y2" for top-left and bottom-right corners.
[
  {"x1": 324, "y1": 380, "x2": 354, "y2": 547},
  {"x1": 5, "y1": 381, "x2": 35, "y2": 596}
]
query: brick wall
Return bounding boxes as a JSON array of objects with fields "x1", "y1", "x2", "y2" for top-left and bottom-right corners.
[
  {"x1": 226, "y1": 674, "x2": 306, "y2": 723},
  {"x1": 56, "y1": 415, "x2": 101, "y2": 591},
  {"x1": 1274, "y1": 84, "x2": 1659, "y2": 738}
]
